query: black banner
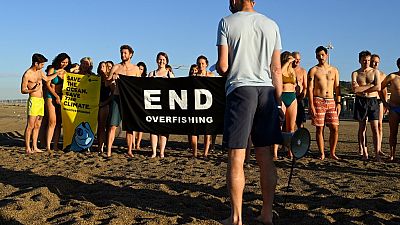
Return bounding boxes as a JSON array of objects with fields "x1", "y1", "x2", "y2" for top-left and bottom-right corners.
[{"x1": 118, "y1": 76, "x2": 226, "y2": 135}]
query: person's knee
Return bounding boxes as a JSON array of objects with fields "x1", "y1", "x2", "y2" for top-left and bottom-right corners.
[
  {"x1": 329, "y1": 125, "x2": 338, "y2": 133},
  {"x1": 316, "y1": 127, "x2": 324, "y2": 134},
  {"x1": 26, "y1": 121, "x2": 35, "y2": 130},
  {"x1": 48, "y1": 118, "x2": 57, "y2": 128},
  {"x1": 34, "y1": 122, "x2": 42, "y2": 130}
]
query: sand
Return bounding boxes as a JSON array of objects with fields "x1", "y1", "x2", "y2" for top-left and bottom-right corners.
[{"x1": 0, "y1": 104, "x2": 399, "y2": 225}]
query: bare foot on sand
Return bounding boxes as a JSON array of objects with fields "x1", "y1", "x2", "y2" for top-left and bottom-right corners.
[
  {"x1": 319, "y1": 154, "x2": 325, "y2": 160},
  {"x1": 220, "y1": 217, "x2": 242, "y2": 225},
  {"x1": 375, "y1": 156, "x2": 382, "y2": 162},
  {"x1": 330, "y1": 154, "x2": 340, "y2": 160},
  {"x1": 256, "y1": 215, "x2": 273, "y2": 225},
  {"x1": 127, "y1": 151, "x2": 134, "y2": 158},
  {"x1": 33, "y1": 149, "x2": 44, "y2": 153},
  {"x1": 151, "y1": 153, "x2": 157, "y2": 158}
]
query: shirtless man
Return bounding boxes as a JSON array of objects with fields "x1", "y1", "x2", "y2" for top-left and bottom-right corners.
[
  {"x1": 308, "y1": 46, "x2": 341, "y2": 160},
  {"x1": 371, "y1": 54, "x2": 387, "y2": 156},
  {"x1": 379, "y1": 58, "x2": 400, "y2": 161},
  {"x1": 351, "y1": 50, "x2": 381, "y2": 161},
  {"x1": 20, "y1": 53, "x2": 64, "y2": 154},
  {"x1": 292, "y1": 51, "x2": 308, "y2": 128},
  {"x1": 106, "y1": 45, "x2": 141, "y2": 157}
]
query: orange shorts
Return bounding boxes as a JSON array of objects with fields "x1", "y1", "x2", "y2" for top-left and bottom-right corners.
[{"x1": 311, "y1": 97, "x2": 339, "y2": 127}]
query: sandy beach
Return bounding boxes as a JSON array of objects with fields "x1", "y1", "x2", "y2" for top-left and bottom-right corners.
[{"x1": 0, "y1": 104, "x2": 399, "y2": 225}]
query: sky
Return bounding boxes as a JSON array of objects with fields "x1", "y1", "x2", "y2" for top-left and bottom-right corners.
[{"x1": 0, "y1": 0, "x2": 399, "y2": 100}]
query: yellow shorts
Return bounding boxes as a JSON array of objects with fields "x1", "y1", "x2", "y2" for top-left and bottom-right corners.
[{"x1": 27, "y1": 96, "x2": 44, "y2": 117}]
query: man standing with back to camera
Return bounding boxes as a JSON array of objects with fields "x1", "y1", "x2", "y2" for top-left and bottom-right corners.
[{"x1": 217, "y1": 0, "x2": 283, "y2": 224}]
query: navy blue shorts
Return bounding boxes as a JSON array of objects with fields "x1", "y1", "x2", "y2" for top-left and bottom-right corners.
[
  {"x1": 223, "y1": 86, "x2": 283, "y2": 149},
  {"x1": 353, "y1": 96, "x2": 380, "y2": 121}
]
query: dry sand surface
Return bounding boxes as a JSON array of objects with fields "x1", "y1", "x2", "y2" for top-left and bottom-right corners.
[{"x1": 0, "y1": 104, "x2": 400, "y2": 225}]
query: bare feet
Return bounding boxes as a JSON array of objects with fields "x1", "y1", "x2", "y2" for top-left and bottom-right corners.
[
  {"x1": 127, "y1": 151, "x2": 134, "y2": 158},
  {"x1": 378, "y1": 151, "x2": 386, "y2": 156},
  {"x1": 319, "y1": 154, "x2": 325, "y2": 160},
  {"x1": 160, "y1": 154, "x2": 165, "y2": 158},
  {"x1": 221, "y1": 217, "x2": 242, "y2": 225},
  {"x1": 151, "y1": 153, "x2": 157, "y2": 158},
  {"x1": 330, "y1": 154, "x2": 340, "y2": 160},
  {"x1": 256, "y1": 215, "x2": 273, "y2": 225},
  {"x1": 25, "y1": 149, "x2": 33, "y2": 154},
  {"x1": 33, "y1": 148, "x2": 44, "y2": 153}
]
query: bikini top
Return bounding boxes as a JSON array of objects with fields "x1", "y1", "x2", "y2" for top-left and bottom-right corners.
[
  {"x1": 51, "y1": 69, "x2": 63, "y2": 85},
  {"x1": 282, "y1": 66, "x2": 296, "y2": 84},
  {"x1": 149, "y1": 70, "x2": 171, "y2": 78}
]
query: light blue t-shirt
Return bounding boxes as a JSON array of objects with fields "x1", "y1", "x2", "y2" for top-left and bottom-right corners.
[{"x1": 217, "y1": 11, "x2": 282, "y2": 95}]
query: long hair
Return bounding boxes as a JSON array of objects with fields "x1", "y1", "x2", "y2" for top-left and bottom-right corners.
[
  {"x1": 137, "y1": 61, "x2": 147, "y2": 77},
  {"x1": 52, "y1": 53, "x2": 71, "y2": 70}
]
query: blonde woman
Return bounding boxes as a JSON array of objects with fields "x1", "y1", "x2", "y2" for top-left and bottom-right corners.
[{"x1": 273, "y1": 51, "x2": 297, "y2": 159}]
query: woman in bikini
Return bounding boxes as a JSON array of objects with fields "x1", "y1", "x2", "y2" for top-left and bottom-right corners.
[
  {"x1": 273, "y1": 51, "x2": 297, "y2": 159},
  {"x1": 45, "y1": 53, "x2": 71, "y2": 151}
]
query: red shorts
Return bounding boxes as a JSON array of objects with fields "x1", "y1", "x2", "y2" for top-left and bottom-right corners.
[{"x1": 311, "y1": 97, "x2": 339, "y2": 127}]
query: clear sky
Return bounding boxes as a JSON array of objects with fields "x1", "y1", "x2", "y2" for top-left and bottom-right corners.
[{"x1": 0, "y1": 0, "x2": 399, "y2": 100}]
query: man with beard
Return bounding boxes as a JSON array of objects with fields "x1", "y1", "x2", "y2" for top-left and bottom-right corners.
[
  {"x1": 106, "y1": 45, "x2": 141, "y2": 158},
  {"x1": 308, "y1": 46, "x2": 341, "y2": 160}
]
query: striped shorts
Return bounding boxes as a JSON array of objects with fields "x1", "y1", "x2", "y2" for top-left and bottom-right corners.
[{"x1": 311, "y1": 97, "x2": 339, "y2": 127}]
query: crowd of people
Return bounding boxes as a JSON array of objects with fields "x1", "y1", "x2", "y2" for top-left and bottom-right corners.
[
  {"x1": 20, "y1": 45, "x2": 218, "y2": 159},
  {"x1": 18, "y1": 0, "x2": 400, "y2": 224},
  {"x1": 20, "y1": 42, "x2": 400, "y2": 163},
  {"x1": 19, "y1": 35, "x2": 400, "y2": 164}
]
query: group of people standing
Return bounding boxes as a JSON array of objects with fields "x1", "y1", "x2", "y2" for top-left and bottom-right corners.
[
  {"x1": 21, "y1": 54, "x2": 96, "y2": 154},
  {"x1": 20, "y1": 0, "x2": 400, "y2": 224},
  {"x1": 21, "y1": 45, "x2": 217, "y2": 159},
  {"x1": 274, "y1": 47, "x2": 400, "y2": 163},
  {"x1": 216, "y1": 1, "x2": 400, "y2": 224}
]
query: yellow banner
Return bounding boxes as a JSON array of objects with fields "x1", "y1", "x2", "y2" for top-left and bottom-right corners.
[{"x1": 61, "y1": 73, "x2": 101, "y2": 151}]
